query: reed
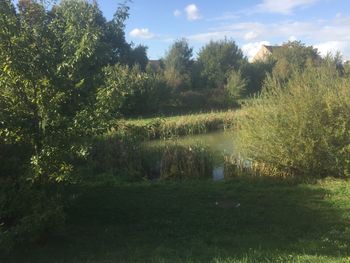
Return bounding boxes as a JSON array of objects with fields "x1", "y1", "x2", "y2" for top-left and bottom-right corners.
[{"x1": 112, "y1": 110, "x2": 236, "y2": 140}]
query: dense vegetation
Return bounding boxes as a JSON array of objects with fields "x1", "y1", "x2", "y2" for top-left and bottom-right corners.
[
  {"x1": 1, "y1": 0, "x2": 350, "y2": 260},
  {"x1": 234, "y1": 59, "x2": 350, "y2": 178},
  {"x1": 117, "y1": 111, "x2": 236, "y2": 140}
]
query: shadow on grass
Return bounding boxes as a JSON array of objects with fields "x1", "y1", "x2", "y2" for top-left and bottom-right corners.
[{"x1": 4, "y1": 177, "x2": 350, "y2": 262}]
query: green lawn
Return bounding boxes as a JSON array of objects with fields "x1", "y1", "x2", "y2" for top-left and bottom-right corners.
[{"x1": 4, "y1": 177, "x2": 350, "y2": 263}]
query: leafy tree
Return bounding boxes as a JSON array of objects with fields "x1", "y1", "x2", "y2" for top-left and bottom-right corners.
[
  {"x1": 163, "y1": 39, "x2": 193, "y2": 90},
  {"x1": 271, "y1": 41, "x2": 320, "y2": 81},
  {"x1": 0, "y1": 0, "x2": 137, "y2": 247},
  {"x1": 197, "y1": 39, "x2": 245, "y2": 89},
  {"x1": 240, "y1": 59, "x2": 275, "y2": 96},
  {"x1": 129, "y1": 44, "x2": 149, "y2": 70},
  {"x1": 104, "y1": 0, "x2": 132, "y2": 64}
]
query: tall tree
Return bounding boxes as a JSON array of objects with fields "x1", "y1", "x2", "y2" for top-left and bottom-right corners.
[
  {"x1": 129, "y1": 44, "x2": 149, "y2": 70},
  {"x1": 271, "y1": 41, "x2": 320, "y2": 81},
  {"x1": 163, "y1": 39, "x2": 193, "y2": 90},
  {"x1": 0, "y1": 0, "x2": 138, "y2": 246},
  {"x1": 197, "y1": 39, "x2": 245, "y2": 89}
]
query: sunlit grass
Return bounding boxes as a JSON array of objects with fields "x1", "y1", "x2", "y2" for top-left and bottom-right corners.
[{"x1": 113, "y1": 110, "x2": 237, "y2": 140}]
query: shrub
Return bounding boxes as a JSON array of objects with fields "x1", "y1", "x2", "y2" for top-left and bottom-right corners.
[
  {"x1": 88, "y1": 133, "x2": 143, "y2": 179},
  {"x1": 225, "y1": 70, "x2": 247, "y2": 101},
  {"x1": 234, "y1": 63, "x2": 350, "y2": 178}
]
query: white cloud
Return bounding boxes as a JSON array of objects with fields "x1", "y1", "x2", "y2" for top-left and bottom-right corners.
[
  {"x1": 185, "y1": 4, "x2": 202, "y2": 21},
  {"x1": 174, "y1": 9, "x2": 181, "y2": 17},
  {"x1": 244, "y1": 31, "x2": 259, "y2": 40},
  {"x1": 256, "y1": 0, "x2": 319, "y2": 15},
  {"x1": 315, "y1": 41, "x2": 347, "y2": 57},
  {"x1": 186, "y1": 14, "x2": 350, "y2": 59},
  {"x1": 129, "y1": 28, "x2": 155, "y2": 39},
  {"x1": 242, "y1": 41, "x2": 271, "y2": 61}
]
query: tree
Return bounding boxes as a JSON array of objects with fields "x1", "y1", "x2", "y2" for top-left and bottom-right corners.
[
  {"x1": 240, "y1": 59, "x2": 275, "y2": 96},
  {"x1": 271, "y1": 41, "x2": 320, "y2": 81},
  {"x1": 129, "y1": 44, "x2": 149, "y2": 70},
  {"x1": 0, "y1": 0, "x2": 136, "y2": 247},
  {"x1": 163, "y1": 39, "x2": 193, "y2": 90},
  {"x1": 197, "y1": 39, "x2": 245, "y2": 89},
  {"x1": 104, "y1": 0, "x2": 132, "y2": 64}
]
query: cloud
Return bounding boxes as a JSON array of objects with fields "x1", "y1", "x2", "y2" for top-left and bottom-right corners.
[
  {"x1": 129, "y1": 28, "x2": 155, "y2": 39},
  {"x1": 244, "y1": 31, "x2": 259, "y2": 40},
  {"x1": 242, "y1": 41, "x2": 271, "y2": 61},
  {"x1": 256, "y1": 0, "x2": 319, "y2": 15},
  {"x1": 188, "y1": 22, "x2": 264, "y2": 43},
  {"x1": 186, "y1": 14, "x2": 350, "y2": 59},
  {"x1": 315, "y1": 41, "x2": 348, "y2": 57},
  {"x1": 187, "y1": 31, "x2": 234, "y2": 42},
  {"x1": 185, "y1": 4, "x2": 202, "y2": 21},
  {"x1": 207, "y1": 12, "x2": 239, "y2": 21},
  {"x1": 173, "y1": 9, "x2": 181, "y2": 17}
]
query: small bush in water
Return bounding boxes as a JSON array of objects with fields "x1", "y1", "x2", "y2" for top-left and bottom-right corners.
[{"x1": 160, "y1": 143, "x2": 213, "y2": 179}]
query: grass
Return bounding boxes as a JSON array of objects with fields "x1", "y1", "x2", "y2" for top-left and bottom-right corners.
[
  {"x1": 3, "y1": 177, "x2": 350, "y2": 262},
  {"x1": 113, "y1": 110, "x2": 237, "y2": 140}
]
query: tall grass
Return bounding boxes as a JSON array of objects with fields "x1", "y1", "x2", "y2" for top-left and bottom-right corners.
[
  {"x1": 234, "y1": 63, "x2": 350, "y2": 178},
  {"x1": 113, "y1": 110, "x2": 236, "y2": 140},
  {"x1": 159, "y1": 143, "x2": 213, "y2": 180}
]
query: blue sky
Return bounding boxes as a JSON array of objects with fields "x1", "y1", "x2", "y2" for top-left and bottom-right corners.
[
  {"x1": 97, "y1": 0, "x2": 350, "y2": 60},
  {"x1": 12, "y1": 0, "x2": 350, "y2": 60}
]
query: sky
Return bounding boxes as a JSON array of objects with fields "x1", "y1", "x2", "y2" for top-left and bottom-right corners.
[
  {"x1": 13, "y1": 0, "x2": 350, "y2": 60},
  {"x1": 97, "y1": 0, "x2": 349, "y2": 61}
]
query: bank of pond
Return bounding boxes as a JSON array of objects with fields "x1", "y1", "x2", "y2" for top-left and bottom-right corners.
[{"x1": 89, "y1": 118, "x2": 288, "y2": 184}]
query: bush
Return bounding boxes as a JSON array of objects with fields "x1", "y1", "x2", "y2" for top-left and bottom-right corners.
[
  {"x1": 234, "y1": 63, "x2": 350, "y2": 178},
  {"x1": 88, "y1": 133, "x2": 143, "y2": 179},
  {"x1": 225, "y1": 70, "x2": 247, "y2": 101},
  {"x1": 179, "y1": 90, "x2": 207, "y2": 111}
]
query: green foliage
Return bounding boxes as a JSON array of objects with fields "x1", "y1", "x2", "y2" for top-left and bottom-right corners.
[
  {"x1": 163, "y1": 39, "x2": 193, "y2": 91},
  {"x1": 240, "y1": 60, "x2": 275, "y2": 96},
  {"x1": 159, "y1": 143, "x2": 213, "y2": 179},
  {"x1": 197, "y1": 39, "x2": 245, "y2": 89},
  {"x1": 119, "y1": 110, "x2": 236, "y2": 140},
  {"x1": 128, "y1": 44, "x2": 149, "y2": 70},
  {"x1": 271, "y1": 41, "x2": 320, "y2": 81},
  {"x1": 0, "y1": 0, "x2": 140, "y2": 248},
  {"x1": 87, "y1": 134, "x2": 143, "y2": 180},
  {"x1": 97, "y1": 64, "x2": 170, "y2": 118},
  {"x1": 235, "y1": 61, "x2": 350, "y2": 178},
  {"x1": 225, "y1": 70, "x2": 247, "y2": 101}
]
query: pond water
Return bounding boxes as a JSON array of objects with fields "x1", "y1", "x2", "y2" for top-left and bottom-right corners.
[{"x1": 144, "y1": 131, "x2": 234, "y2": 181}]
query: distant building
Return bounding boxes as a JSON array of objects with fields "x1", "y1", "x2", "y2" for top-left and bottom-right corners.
[{"x1": 252, "y1": 45, "x2": 281, "y2": 62}]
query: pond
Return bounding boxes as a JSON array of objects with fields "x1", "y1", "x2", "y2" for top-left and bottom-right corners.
[{"x1": 144, "y1": 131, "x2": 234, "y2": 181}]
